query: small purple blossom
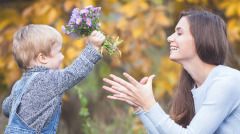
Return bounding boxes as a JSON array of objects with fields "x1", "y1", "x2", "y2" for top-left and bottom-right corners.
[
  {"x1": 86, "y1": 18, "x2": 92, "y2": 26},
  {"x1": 69, "y1": 17, "x2": 75, "y2": 25},
  {"x1": 97, "y1": 23, "x2": 101, "y2": 27},
  {"x1": 76, "y1": 18, "x2": 82, "y2": 25},
  {"x1": 80, "y1": 9, "x2": 89, "y2": 15},
  {"x1": 61, "y1": 26, "x2": 67, "y2": 34},
  {"x1": 85, "y1": 5, "x2": 93, "y2": 10},
  {"x1": 92, "y1": 8, "x2": 96, "y2": 12},
  {"x1": 96, "y1": 7, "x2": 101, "y2": 11},
  {"x1": 72, "y1": 8, "x2": 80, "y2": 17}
]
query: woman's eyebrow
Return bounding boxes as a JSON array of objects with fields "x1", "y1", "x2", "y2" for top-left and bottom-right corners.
[{"x1": 175, "y1": 27, "x2": 184, "y2": 31}]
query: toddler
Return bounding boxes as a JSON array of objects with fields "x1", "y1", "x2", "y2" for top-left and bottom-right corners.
[{"x1": 2, "y1": 24, "x2": 105, "y2": 134}]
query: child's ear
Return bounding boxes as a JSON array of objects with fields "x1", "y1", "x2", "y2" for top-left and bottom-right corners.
[{"x1": 37, "y1": 53, "x2": 48, "y2": 64}]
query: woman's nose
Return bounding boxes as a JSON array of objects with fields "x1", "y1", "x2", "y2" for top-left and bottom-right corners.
[{"x1": 167, "y1": 33, "x2": 174, "y2": 43}]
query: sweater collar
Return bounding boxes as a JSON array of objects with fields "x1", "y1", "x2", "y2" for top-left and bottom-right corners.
[
  {"x1": 25, "y1": 66, "x2": 50, "y2": 73},
  {"x1": 191, "y1": 65, "x2": 222, "y2": 95}
]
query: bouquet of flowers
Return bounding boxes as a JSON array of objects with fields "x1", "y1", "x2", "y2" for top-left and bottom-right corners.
[{"x1": 61, "y1": 5, "x2": 123, "y2": 57}]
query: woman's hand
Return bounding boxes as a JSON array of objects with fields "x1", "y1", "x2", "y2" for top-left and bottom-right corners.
[
  {"x1": 103, "y1": 76, "x2": 148, "y2": 113},
  {"x1": 103, "y1": 72, "x2": 156, "y2": 112}
]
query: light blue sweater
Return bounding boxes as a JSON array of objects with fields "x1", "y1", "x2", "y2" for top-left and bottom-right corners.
[{"x1": 136, "y1": 65, "x2": 240, "y2": 134}]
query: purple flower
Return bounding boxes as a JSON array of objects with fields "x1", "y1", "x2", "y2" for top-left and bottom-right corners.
[
  {"x1": 69, "y1": 17, "x2": 75, "y2": 25},
  {"x1": 80, "y1": 9, "x2": 89, "y2": 15},
  {"x1": 96, "y1": 7, "x2": 101, "y2": 11},
  {"x1": 97, "y1": 23, "x2": 101, "y2": 27},
  {"x1": 61, "y1": 26, "x2": 67, "y2": 34},
  {"x1": 85, "y1": 5, "x2": 93, "y2": 10},
  {"x1": 97, "y1": 13, "x2": 100, "y2": 17},
  {"x1": 72, "y1": 8, "x2": 80, "y2": 17},
  {"x1": 76, "y1": 17, "x2": 82, "y2": 25},
  {"x1": 86, "y1": 18, "x2": 92, "y2": 26},
  {"x1": 92, "y1": 8, "x2": 98, "y2": 12}
]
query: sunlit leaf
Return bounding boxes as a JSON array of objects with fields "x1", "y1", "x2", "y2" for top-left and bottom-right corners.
[
  {"x1": 62, "y1": 93, "x2": 69, "y2": 101},
  {"x1": 64, "y1": 1, "x2": 75, "y2": 12},
  {"x1": 83, "y1": 0, "x2": 95, "y2": 7},
  {"x1": 22, "y1": 6, "x2": 33, "y2": 18},
  {"x1": 219, "y1": 1, "x2": 229, "y2": 9},
  {"x1": 120, "y1": 2, "x2": 137, "y2": 18},
  {"x1": 237, "y1": 2, "x2": 240, "y2": 17},
  {"x1": 66, "y1": 47, "x2": 80, "y2": 60},
  {"x1": 48, "y1": 8, "x2": 58, "y2": 24},
  {"x1": 0, "y1": 20, "x2": 10, "y2": 31},
  {"x1": 38, "y1": 4, "x2": 51, "y2": 16},
  {"x1": 225, "y1": 3, "x2": 237, "y2": 17},
  {"x1": 107, "y1": 0, "x2": 117, "y2": 4},
  {"x1": 73, "y1": 39, "x2": 85, "y2": 50},
  {"x1": 132, "y1": 25, "x2": 144, "y2": 38}
]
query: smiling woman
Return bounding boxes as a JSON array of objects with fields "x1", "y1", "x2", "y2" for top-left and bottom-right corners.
[{"x1": 103, "y1": 10, "x2": 240, "y2": 134}]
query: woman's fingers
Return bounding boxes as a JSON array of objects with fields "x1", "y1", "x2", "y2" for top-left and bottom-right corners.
[
  {"x1": 102, "y1": 86, "x2": 120, "y2": 94},
  {"x1": 103, "y1": 78, "x2": 123, "y2": 88},
  {"x1": 123, "y1": 72, "x2": 140, "y2": 86},
  {"x1": 113, "y1": 93, "x2": 132, "y2": 101},
  {"x1": 140, "y1": 77, "x2": 148, "y2": 84},
  {"x1": 109, "y1": 74, "x2": 136, "y2": 91},
  {"x1": 103, "y1": 78, "x2": 132, "y2": 95},
  {"x1": 107, "y1": 95, "x2": 138, "y2": 108},
  {"x1": 146, "y1": 75, "x2": 156, "y2": 86}
]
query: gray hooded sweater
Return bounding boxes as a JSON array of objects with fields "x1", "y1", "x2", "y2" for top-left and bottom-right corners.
[{"x1": 2, "y1": 43, "x2": 102, "y2": 131}]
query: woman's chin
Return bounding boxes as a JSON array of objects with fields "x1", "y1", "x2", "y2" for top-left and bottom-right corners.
[{"x1": 169, "y1": 57, "x2": 180, "y2": 64}]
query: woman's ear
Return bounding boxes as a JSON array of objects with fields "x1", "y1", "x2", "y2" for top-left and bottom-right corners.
[{"x1": 37, "y1": 53, "x2": 48, "y2": 64}]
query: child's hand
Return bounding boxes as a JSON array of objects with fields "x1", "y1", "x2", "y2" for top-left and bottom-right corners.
[{"x1": 89, "y1": 30, "x2": 105, "y2": 51}]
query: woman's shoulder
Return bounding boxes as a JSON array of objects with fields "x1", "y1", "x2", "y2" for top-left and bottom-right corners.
[
  {"x1": 208, "y1": 65, "x2": 240, "y2": 93},
  {"x1": 206, "y1": 65, "x2": 240, "y2": 105},
  {"x1": 214, "y1": 65, "x2": 240, "y2": 80}
]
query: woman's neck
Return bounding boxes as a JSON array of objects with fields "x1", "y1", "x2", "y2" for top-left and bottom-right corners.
[{"x1": 182, "y1": 61, "x2": 216, "y2": 88}]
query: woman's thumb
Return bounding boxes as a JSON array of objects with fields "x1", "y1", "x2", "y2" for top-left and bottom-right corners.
[{"x1": 147, "y1": 75, "x2": 155, "y2": 85}]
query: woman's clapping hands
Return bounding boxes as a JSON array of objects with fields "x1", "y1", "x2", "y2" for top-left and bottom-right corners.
[{"x1": 103, "y1": 72, "x2": 157, "y2": 112}]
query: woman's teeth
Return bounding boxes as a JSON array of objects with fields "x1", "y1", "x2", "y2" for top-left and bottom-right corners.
[{"x1": 170, "y1": 47, "x2": 178, "y2": 50}]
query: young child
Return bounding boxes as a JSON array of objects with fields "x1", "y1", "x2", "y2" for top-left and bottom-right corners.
[{"x1": 2, "y1": 24, "x2": 105, "y2": 133}]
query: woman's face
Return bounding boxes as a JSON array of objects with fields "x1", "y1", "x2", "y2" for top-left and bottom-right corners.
[{"x1": 167, "y1": 16, "x2": 198, "y2": 64}]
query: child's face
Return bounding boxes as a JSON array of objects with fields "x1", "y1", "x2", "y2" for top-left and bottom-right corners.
[{"x1": 46, "y1": 42, "x2": 64, "y2": 70}]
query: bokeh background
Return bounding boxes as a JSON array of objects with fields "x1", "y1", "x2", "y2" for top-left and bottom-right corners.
[{"x1": 0, "y1": 0, "x2": 240, "y2": 133}]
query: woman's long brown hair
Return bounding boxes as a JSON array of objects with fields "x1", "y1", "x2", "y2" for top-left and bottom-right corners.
[{"x1": 169, "y1": 10, "x2": 228, "y2": 128}]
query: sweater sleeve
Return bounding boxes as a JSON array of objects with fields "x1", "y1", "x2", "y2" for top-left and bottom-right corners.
[
  {"x1": 136, "y1": 110, "x2": 161, "y2": 134},
  {"x1": 2, "y1": 81, "x2": 20, "y2": 118},
  {"x1": 56, "y1": 42, "x2": 102, "y2": 94},
  {"x1": 142, "y1": 76, "x2": 240, "y2": 134}
]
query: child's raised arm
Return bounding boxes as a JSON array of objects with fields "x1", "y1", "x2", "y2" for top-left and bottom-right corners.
[{"x1": 39, "y1": 31, "x2": 105, "y2": 95}]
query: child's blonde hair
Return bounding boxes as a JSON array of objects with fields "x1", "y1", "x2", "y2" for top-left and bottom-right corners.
[{"x1": 12, "y1": 24, "x2": 63, "y2": 69}]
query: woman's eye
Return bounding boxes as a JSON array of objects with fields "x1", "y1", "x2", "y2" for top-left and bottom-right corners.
[{"x1": 177, "y1": 33, "x2": 182, "y2": 35}]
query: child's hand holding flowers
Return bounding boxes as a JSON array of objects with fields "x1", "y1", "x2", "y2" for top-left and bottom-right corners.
[
  {"x1": 88, "y1": 30, "x2": 105, "y2": 51},
  {"x1": 62, "y1": 5, "x2": 123, "y2": 58}
]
